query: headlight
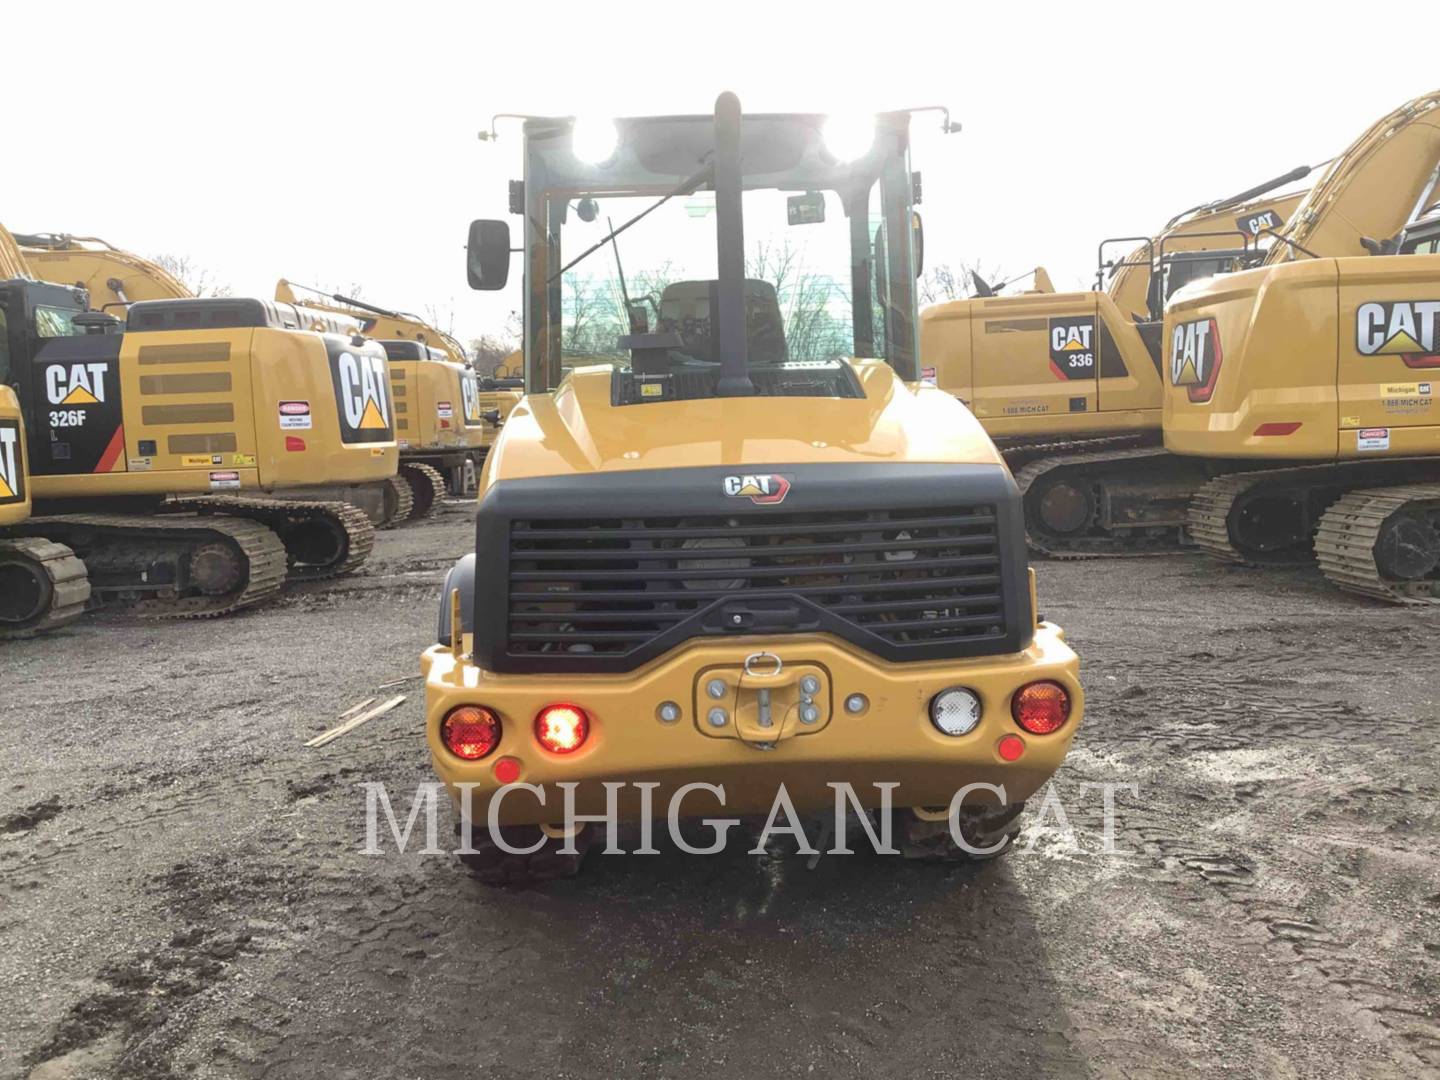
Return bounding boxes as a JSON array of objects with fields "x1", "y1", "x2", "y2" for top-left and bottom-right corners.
[{"x1": 930, "y1": 687, "x2": 982, "y2": 736}]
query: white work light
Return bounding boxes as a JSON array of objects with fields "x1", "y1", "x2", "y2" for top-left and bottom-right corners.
[
  {"x1": 822, "y1": 114, "x2": 876, "y2": 162},
  {"x1": 930, "y1": 687, "x2": 982, "y2": 736},
  {"x1": 571, "y1": 117, "x2": 618, "y2": 163}
]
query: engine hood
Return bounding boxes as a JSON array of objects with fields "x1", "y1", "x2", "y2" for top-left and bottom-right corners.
[{"x1": 483, "y1": 360, "x2": 1004, "y2": 485}]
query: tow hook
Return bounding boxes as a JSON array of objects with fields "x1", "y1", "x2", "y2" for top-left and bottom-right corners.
[{"x1": 695, "y1": 652, "x2": 831, "y2": 747}]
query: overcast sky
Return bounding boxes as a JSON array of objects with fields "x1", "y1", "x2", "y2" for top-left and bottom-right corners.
[{"x1": 7, "y1": 1, "x2": 1432, "y2": 344}]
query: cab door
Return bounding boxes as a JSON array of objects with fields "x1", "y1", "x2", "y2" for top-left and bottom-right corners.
[
  {"x1": 969, "y1": 293, "x2": 1099, "y2": 436},
  {"x1": 1094, "y1": 294, "x2": 1162, "y2": 419},
  {"x1": 30, "y1": 335, "x2": 127, "y2": 477},
  {"x1": 1336, "y1": 252, "x2": 1440, "y2": 459}
]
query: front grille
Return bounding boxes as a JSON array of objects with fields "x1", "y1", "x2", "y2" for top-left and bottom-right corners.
[{"x1": 504, "y1": 505, "x2": 1007, "y2": 665}]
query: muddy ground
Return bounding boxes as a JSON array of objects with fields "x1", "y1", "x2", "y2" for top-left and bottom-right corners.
[{"x1": 2, "y1": 499, "x2": 1437, "y2": 1079}]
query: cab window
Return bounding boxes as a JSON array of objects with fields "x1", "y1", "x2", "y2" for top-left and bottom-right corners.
[{"x1": 34, "y1": 305, "x2": 83, "y2": 339}]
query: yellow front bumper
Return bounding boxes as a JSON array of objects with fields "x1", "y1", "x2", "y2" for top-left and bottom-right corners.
[{"x1": 421, "y1": 626, "x2": 1082, "y2": 826}]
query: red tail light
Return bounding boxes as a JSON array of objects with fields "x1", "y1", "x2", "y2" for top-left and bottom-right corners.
[
  {"x1": 1011, "y1": 681, "x2": 1071, "y2": 735},
  {"x1": 535, "y1": 704, "x2": 589, "y2": 754},
  {"x1": 285, "y1": 436, "x2": 307, "y2": 451},
  {"x1": 441, "y1": 705, "x2": 501, "y2": 760}
]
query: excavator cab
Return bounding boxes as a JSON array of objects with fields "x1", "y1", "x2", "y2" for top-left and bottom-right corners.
[{"x1": 1400, "y1": 205, "x2": 1440, "y2": 253}]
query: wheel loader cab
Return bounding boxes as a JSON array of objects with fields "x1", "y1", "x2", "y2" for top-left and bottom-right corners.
[{"x1": 423, "y1": 95, "x2": 1082, "y2": 878}]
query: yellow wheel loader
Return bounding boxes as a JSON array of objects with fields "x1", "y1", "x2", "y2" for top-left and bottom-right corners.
[
  {"x1": 0, "y1": 276, "x2": 402, "y2": 617},
  {"x1": 921, "y1": 175, "x2": 1308, "y2": 556},
  {"x1": 274, "y1": 281, "x2": 489, "y2": 504},
  {"x1": 0, "y1": 384, "x2": 89, "y2": 637},
  {"x1": 1164, "y1": 90, "x2": 1440, "y2": 602},
  {"x1": 420, "y1": 94, "x2": 1083, "y2": 883}
]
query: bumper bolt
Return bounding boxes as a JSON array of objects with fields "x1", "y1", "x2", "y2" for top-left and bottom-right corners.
[
  {"x1": 800, "y1": 704, "x2": 820, "y2": 724},
  {"x1": 706, "y1": 679, "x2": 727, "y2": 699},
  {"x1": 800, "y1": 675, "x2": 820, "y2": 695},
  {"x1": 844, "y1": 693, "x2": 868, "y2": 715},
  {"x1": 657, "y1": 701, "x2": 681, "y2": 723},
  {"x1": 707, "y1": 707, "x2": 729, "y2": 728}
]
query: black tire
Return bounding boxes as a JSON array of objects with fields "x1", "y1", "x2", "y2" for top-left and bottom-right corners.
[
  {"x1": 893, "y1": 801, "x2": 1026, "y2": 863},
  {"x1": 454, "y1": 822, "x2": 592, "y2": 885}
]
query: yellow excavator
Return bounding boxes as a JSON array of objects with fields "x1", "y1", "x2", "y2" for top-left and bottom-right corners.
[
  {"x1": 275, "y1": 280, "x2": 489, "y2": 503},
  {"x1": 13, "y1": 235, "x2": 413, "y2": 528},
  {"x1": 1164, "y1": 89, "x2": 1440, "y2": 602},
  {"x1": 0, "y1": 224, "x2": 402, "y2": 617},
  {"x1": 921, "y1": 174, "x2": 1309, "y2": 555},
  {"x1": 0, "y1": 383, "x2": 89, "y2": 637}
]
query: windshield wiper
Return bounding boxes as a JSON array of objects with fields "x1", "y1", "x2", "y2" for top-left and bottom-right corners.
[{"x1": 547, "y1": 161, "x2": 714, "y2": 283}]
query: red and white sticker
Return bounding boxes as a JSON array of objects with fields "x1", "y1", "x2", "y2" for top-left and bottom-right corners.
[
  {"x1": 279, "y1": 400, "x2": 313, "y2": 430},
  {"x1": 1357, "y1": 427, "x2": 1390, "y2": 452},
  {"x1": 436, "y1": 401, "x2": 454, "y2": 419},
  {"x1": 209, "y1": 470, "x2": 241, "y2": 490}
]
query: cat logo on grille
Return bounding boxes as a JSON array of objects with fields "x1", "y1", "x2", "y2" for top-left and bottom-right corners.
[{"x1": 723, "y1": 474, "x2": 791, "y2": 505}]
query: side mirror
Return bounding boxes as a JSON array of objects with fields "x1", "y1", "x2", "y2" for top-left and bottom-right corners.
[
  {"x1": 912, "y1": 211, "x2": 924, "y2": 279},
  {"x1": 73, "y1": 310, "x2": 123, "y2": 335},
  {"x1": 466, "y1": 220, "x2": 512, "y2": 291}
]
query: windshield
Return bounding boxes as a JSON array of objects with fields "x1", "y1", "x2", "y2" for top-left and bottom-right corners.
[
  {"x1": 522, "y1": 113, "x2": 918, "y2": 391},
  {"x1": 34, "y1": 305, "x2": 84, "y2": 338}
]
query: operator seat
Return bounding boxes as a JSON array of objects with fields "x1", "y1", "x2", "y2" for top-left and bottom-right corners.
[{"x1": 656, "y1": 278, "x2": 788, "y2": 365}]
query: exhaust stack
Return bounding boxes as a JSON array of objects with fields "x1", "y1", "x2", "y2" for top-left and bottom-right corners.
[{"x1": 713, "y1": 91, "x2": 754, "y2": 397}]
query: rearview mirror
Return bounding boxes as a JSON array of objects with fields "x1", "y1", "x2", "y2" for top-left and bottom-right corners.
[
  {"x1": 466, "y1": 219, "x2": 512, "y2": 291},
  {"x1": 787, "y1": 191, "x2": 826, "y2": 226},
  {"x1": 912, "y1": 211, "x2": 924, "y2": 278}
]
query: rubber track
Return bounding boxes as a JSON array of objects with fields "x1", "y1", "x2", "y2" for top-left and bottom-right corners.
[
  {"x1": 0, "y1": 537, "x2": 90, "y2": 638},
  {"x1": 1012, "y1": 446, "x2": 1187, "y2": 558},
  {"x1": 998, "y1": 432, "x2": 1155, "y2": 473},
  {"x1": 1315, "y1": 483, "x2": 1440, "y2": 604},
  {"x1": 19, "y1": 513, "x2": 287, "y2": 619},
  {"x1": 1185, "y1": 469, "x2": 1323, "y2": 565},
  {"x1": 399, "y1": 461, "x2": 447, "y2": 520},
  {"x1": 167, "y1": 496, "x2": 375, "y2": 581},
  {"x1": 379, "y1": 475, "x2": 414, "y2": 530}
]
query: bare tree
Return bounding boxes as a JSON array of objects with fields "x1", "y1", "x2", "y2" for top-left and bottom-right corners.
[
  {"x1": 469, "y1": 335, "x2": 520, "y2": 376},
  {"x1": 747, "y1": 238, "x2": 849, "y2": 360},
  {"x1": 918, "y1": 260, "x2": 1010, "y2": 306},
  {"x1": 423, "y1": 303, "x2": 456, "y2": 338},
  {"x1": 562, "y1": 273, "x2": 625, "y2": 358},
  {"x1": 150, "y1": 253, "x2": 233, "y2": 298}
]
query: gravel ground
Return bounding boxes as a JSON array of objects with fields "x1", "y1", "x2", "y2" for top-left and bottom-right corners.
[{"x1": 2, "y1": 500, "x2": 1437, "y2": 1079}]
